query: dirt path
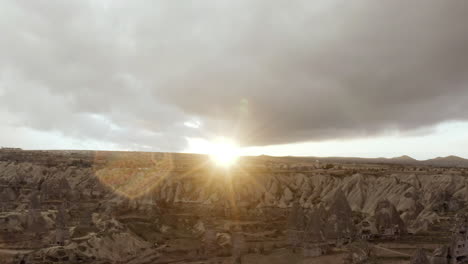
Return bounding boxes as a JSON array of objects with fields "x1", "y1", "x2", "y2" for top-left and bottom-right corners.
[
  {"x1": 373, "y1": 244, "x2": 411, "y2": 257},
  {"x1": 0, "y1": 249, "x2": 34, "y2": 255}
]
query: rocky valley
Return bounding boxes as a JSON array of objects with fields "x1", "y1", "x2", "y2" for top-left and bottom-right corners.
[{"x1": 1, "y1": 149, "x2": 468, "y2": 264}]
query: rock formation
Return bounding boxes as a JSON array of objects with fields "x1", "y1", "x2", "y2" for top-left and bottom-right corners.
[
  {"x1": 323, "y1": 189, "x2": 355, "y2": 244},
  {"x1": 431, "y1": 245, "x2": 449, "y2": 264},
  {"x1": 410, "y1": 248, "x2": 430, "y2": 264},
  {"x1": 0, "y1": 149, "x2": 467, "y2": 263},
  {"x1": 374, "y1": 199, "x2": 406, "y2": 236}
]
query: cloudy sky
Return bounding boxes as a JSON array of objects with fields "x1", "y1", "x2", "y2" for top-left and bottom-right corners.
[{"x1": 1, "y1": 0, "x2": 468, "y2": 159}]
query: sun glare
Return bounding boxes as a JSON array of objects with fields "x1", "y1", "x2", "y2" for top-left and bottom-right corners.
[{"x1": 208, "y1": 137, "x2": 240, "y2": 167}]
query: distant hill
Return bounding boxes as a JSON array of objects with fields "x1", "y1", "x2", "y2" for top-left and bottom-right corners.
[
  {"x1": 387, "y1": 155, "x2": 419, "y2": 164},
  {"x1": 2, "y1": 148, "x2": 468, "y2": 168},
  {"x1": 422, "y1": 155, "x2": 468, "y2": 168},
  {"x1": 265, "y1": 154, "x2": 468, "y2": 168},
  {"x1": 391, "y1": 155, "x2": 417, "y2": 161}
]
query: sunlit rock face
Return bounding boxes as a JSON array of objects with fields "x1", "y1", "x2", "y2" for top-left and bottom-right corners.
[{"x1": 0, "y1": 149, "x2": 468, "y2": 263}]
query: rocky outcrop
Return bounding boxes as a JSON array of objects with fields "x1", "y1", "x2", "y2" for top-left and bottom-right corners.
[
  {"x1": 2, "y1": 156, "x2": 467, "y2": 220},
  {"x1": 304, "y1": 206, "x2": 325, "y2": 243},
  {"x1": 323, "y1": 189, "x2": 355, "y2": 241},
  {"x1": 374, "y1": 199, "x2": 406, "y2": 235},
  {"x1": 410, "y1": 248, "x2": 430, "y2": 264},
  {"x1": 431, "y1": 245, "x2": 449, "y2": 264}
]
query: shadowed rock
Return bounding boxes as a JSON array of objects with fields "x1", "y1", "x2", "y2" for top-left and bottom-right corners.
[
  {"x1": 410, "y1": 248, "x2": 430, "y2": 264},
  {"x1": 375, "y1": 199, "x2": 407, "y2": 235}
]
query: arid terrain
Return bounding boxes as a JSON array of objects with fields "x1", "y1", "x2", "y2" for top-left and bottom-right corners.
[{"x1": 1, "y1": 148, "x2": 468, "y2": 264}]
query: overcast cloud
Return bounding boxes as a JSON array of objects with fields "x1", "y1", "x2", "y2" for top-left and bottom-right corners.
[{"x1": 1, "y1": 0, "x2": 468, "y2": 151}]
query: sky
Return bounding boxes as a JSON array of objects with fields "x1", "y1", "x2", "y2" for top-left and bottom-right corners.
[{"x1": 1, "y1": 0, "x2": 468, "y2": 160}]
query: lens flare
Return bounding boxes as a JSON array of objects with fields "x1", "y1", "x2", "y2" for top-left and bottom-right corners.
[{"x1": 209, "y1": 137, "x2": 240, "y2": 167}]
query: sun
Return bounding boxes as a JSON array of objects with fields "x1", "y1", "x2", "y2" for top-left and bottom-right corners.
[{"x1": 208, "y1": 137, "x2": 240, "y2": 167}]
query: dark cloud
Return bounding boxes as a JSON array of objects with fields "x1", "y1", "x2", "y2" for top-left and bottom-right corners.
[{"x1": 1, "y1": 0, "x2": 468, "y2": 150}]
